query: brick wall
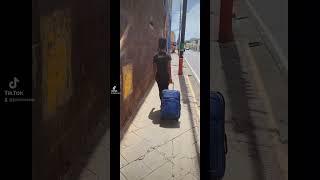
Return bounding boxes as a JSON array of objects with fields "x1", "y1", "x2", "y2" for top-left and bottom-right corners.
[
  {"x1": 32, "y1": 0, "x2": 110, "y2": 179},
  {"x1": 120, "y1": 0, "x2": 169, "y2": 131}
]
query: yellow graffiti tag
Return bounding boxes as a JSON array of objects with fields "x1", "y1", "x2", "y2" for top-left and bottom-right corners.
[
  {"x1": 122, "y1": 64, "x2": 133, "y2": 100},
  {"x1": 40, "y1": 9, "x2": 72, "y2": 115}
]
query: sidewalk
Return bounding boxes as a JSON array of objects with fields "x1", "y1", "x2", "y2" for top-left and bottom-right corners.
[
  {"x1": 120, "y1": 53, "x2": 200, "y2": 180},
  {"x1": 79, "y1": 129, "x2": 110, "y2": 180},
  {"x1": 233, "y1": 0, "x2": 288, "y2": 143},
  {"x1": 210, "y1": 0, "x2": 288, "y2": 179},
  {"x1": 233, "y1": 1, "x2": 288, "y2": 179}
]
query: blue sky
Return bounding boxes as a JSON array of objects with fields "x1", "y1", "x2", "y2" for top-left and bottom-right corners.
[{"x1": 171, "y1": 0, "x2": 200, "y2": 41}]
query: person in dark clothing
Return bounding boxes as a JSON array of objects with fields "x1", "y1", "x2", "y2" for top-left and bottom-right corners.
[{"x1": 153, "y1": 38, "x2": 172, "y2": 101}]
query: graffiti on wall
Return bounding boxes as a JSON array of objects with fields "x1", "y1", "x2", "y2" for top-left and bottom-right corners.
[
  {"x1": 122, "y1": 63, "x2": 133, "y2": 100},
  {"x1": 40, "y1": 9, "x2": 72, "y2": 116}
]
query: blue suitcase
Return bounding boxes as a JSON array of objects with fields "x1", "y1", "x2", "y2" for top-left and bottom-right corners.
[
  {"x1": 209, "y1": 91, "x2": 228, "y2": 178},
  {"x1": 160, "y1": 84, "x2": 181, "y2": 120}
]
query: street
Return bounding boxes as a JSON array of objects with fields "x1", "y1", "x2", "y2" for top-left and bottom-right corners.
[{"x1": 184, "y1": 50, "x2": 200, "y2": 84}]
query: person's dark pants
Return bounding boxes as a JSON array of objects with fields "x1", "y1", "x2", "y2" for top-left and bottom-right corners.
[{"x1": 157, "y1": 80, "x2": 169, "y2": 100}]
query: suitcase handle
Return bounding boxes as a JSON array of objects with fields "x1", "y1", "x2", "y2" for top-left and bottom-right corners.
[
  {"x1": 224, "y1": 134, "x2": 228, "y2": 154},
  {"x1": 169, "y1": 82, "x2": 174, "y2": 90}
]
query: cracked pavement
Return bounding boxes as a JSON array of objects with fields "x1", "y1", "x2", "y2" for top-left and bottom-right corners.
[{"x1": 120, "y1": 54, "x2": 200, "y2": 180}]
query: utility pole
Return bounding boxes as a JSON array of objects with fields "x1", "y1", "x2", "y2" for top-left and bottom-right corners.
[
  {"x1": 178, "y1": 0, "x2": 187, "y2": 75},
  {"x1": 178, "y1": 0, "x2": 182, "y2": 50},
  {"x1": 219, "y1": 0, "x2": 234, "y2": 42}
]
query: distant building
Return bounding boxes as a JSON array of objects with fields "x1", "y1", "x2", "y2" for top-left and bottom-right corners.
[
  {"x1": 170, "y1": 31, "x2": 176, "y2": 53},
  {"x1": 186, "y1": 38, "x2": 200, "y2": 52}
]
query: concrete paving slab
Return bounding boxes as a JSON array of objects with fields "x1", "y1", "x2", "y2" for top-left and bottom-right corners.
[
  {"x1": 120, "y1": 172, "x2": 127, "y2": 180},
  {"x1": 86, "y1": 143, "x2": 109, "y2": 180},
  {"x1": 172, "y1": 129, "x2": 198, "y2": 158},
  {"x1": 120, "y1": 160, "x2": 152, "y2": 180},
  {"x1": 121, "y1": 131, "x2": 145, "y2": 149},
  {"x1": 120, "y1": 154, "x2": 128, "y2": 168},
  {"x1": 79, "y1": 169, "x2": 98, "y2": 180},
  {"x1": 177, "y1": 173, "x2": 198, "y2": 180},
  {"x1": 121, "y1": 138, "x2": 153, "y2": 163},
  {"x1": 142, "y1": 161, "x2": 173, "y2": 180},
  {"x1": 126, "y1": 123, "x2": 139, "y2": 133},
  {"x1": 172, "y1": 154, "x2": 199, "y2": 180},
  {"x1": 78, "y1": 127, "x2": 110, "y2": 180},
  {"x1": 134, "y1": 126, "x2": 171, "y2": 147},
  {"x1": 142, "y1": 149, "x2": 168, "y2": 171},
  {"x1": 156, "y1": 140, "x2": 174, "y2": 159}
]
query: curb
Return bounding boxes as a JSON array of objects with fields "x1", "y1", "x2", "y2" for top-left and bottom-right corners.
[
  {"x1": 172, "y1": 53, "x2": 200, "y2": 153},
  {"x1": 235, "y1": 39, "x2": 288, "y2": 180},
  {"x1": 183, "y1": 55, "x2": 201, "y2": 154},
  {"x1": 184, "y1": 53, "x2": 200, "y2": 84},
  {"x1": 185, "y1": 74, "x2": 201, "y2": 155}
]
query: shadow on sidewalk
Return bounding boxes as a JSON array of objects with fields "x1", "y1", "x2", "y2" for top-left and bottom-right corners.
[
  {"x1": 148, "y1": 108, "x2": 181, "y2": 128},
  {"x1": 219, "y1": 42, "x2": 266, "y2": 180}
]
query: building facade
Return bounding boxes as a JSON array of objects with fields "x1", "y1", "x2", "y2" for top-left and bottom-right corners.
[{"x1": 120, "y1": 0, "x2": 172, "y2": 136}]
